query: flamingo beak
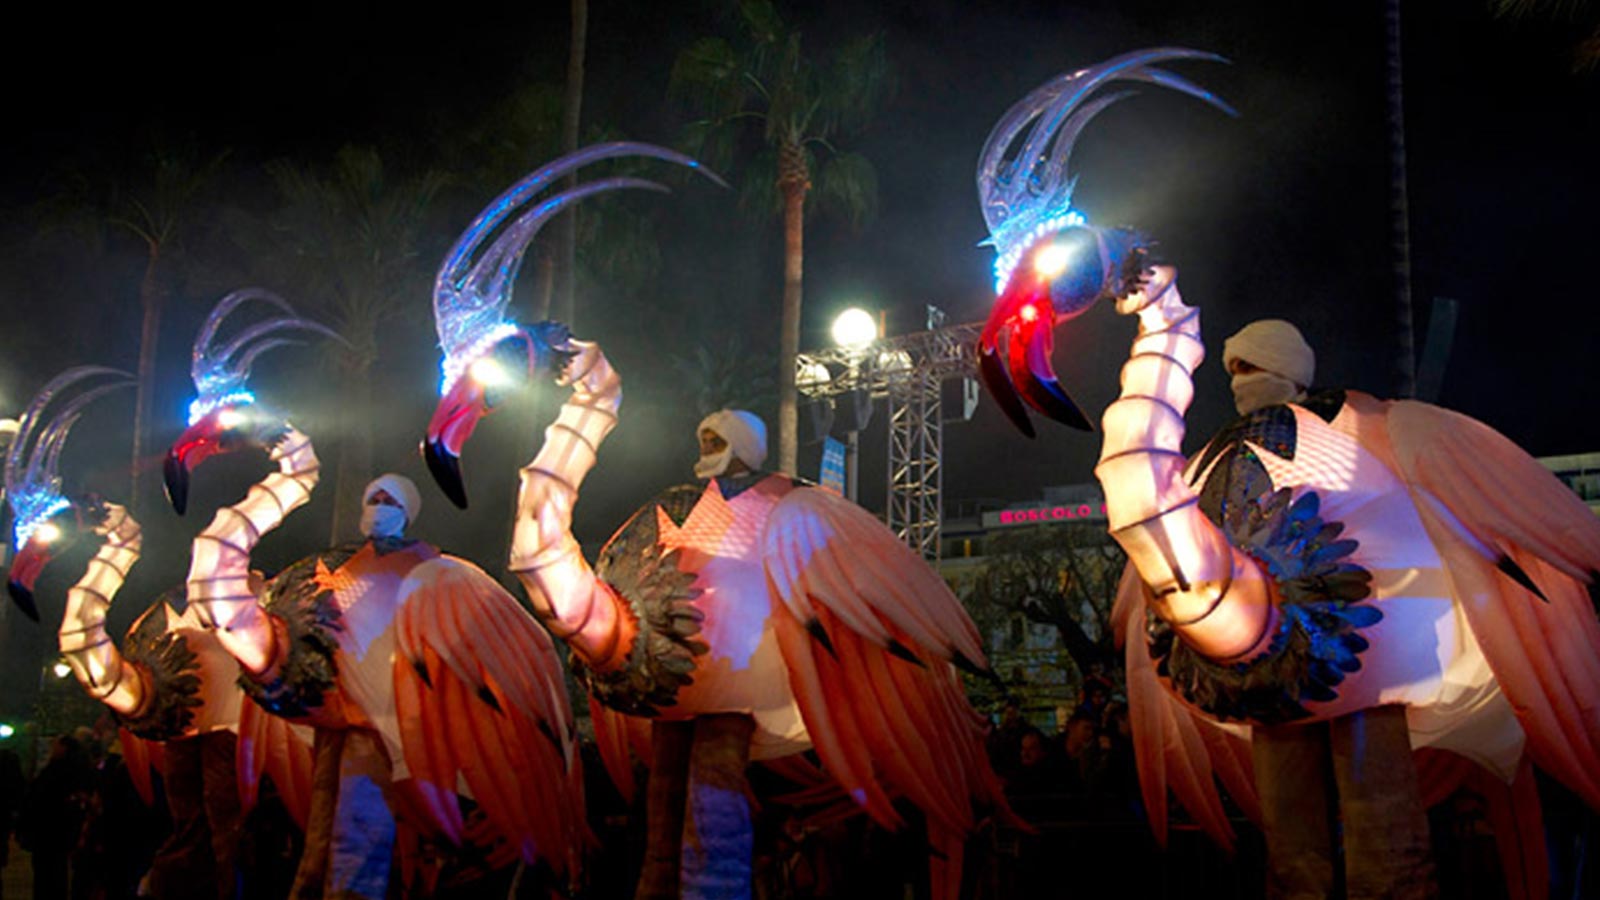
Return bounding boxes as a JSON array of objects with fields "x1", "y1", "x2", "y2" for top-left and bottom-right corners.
[
  {"x1": 7, "y1": 528, "x2": 66, "y2": 622},
  {"x1": 422, "y1": 372, "x2": 492, "y2": 511},
  {"x1": 423, "y1": 339, "x2": 536, "y2": 510},
  {"x1": 977, "y1": 280, "x2": 1093, "y2": 437},
  {"x1": 164, "y1": 406, "x2": 254, "y2": 515}
]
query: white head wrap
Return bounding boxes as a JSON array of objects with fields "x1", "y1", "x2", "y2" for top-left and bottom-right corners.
[
  {"x1": 696, "y1": 410, "x2": 768, "y2": 475},
  {"x1": 1222, "y1": 320, "x2": 1315, "y2": 388},
  {"x1": 363, "y1": 473, "x2": 422, "y2": 525}
]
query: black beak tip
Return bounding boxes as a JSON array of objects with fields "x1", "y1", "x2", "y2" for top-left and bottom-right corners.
[
  {"x1": 978, "y1": 346, "x2": 1037, "y2": 439},
  {"x1": 8, "y1": 582, "x2": 39, "y2": 623},
  {"x1": 423, "y1": 439, "x2": 469, "y2": 510},
  {"x1": 163, "y1": 453, "x2": 189, "y2": 516}
]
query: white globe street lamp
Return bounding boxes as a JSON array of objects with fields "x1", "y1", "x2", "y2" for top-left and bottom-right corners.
[{"x1": 831, "y1": 308, "x2": 878, "y2": 352}]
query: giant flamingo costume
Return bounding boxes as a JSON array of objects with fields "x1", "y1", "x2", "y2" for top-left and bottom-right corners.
[
  {"x1": 420, "y1": 144, "x2": 1015, "y2": 899},
  {"x1": 5, "y1": 366, "x2": 313, "y2": 900},
  {"x1": 974, "y1": 48, "x2": 1600, "y2": 898},
  {"x1": 164, "y1": 290, "x2": 586, "y2": 899}
]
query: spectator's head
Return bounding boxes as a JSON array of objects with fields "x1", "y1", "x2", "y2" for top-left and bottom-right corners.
[
  {"x1": 1222, "y1": 319, "x2": 1314, "y2": 415},
  {"x1": 1063, "y1": 714, "x2": 1097, "y2": 756},
  {"x1": 1083, "y1": 676, "x2": 1112, "y2": 708},
  {"x1": 999, "y1": 700, "x2": 1022, "y2": 729},
  {"x1": 50, "y1": 733, "x2": 80, "y2": 761},
  {"x1": 1019, "y1": 731, "x2": 1048, "y2": 768},
  {"x1": 1103, "y1": 701, "x2": 1131, "y2": 740}
]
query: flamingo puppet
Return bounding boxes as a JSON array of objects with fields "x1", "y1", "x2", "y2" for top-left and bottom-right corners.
[
  {"x1": 421, "y1": 143, "x2": 1017, "y2": 899},
  {"x1": 5, "y1": 366, "x2": 314, "y2": 900},
  {"x1": 163, "y1": 289, "x2": 587, "y2": 899},
  {"x1": 973, "y1": 48, "x2": 1600, "y2": 898}
]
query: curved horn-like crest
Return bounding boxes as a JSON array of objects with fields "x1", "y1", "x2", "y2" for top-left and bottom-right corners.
[
  {"x1": 188, "y1": 288, "x2": 345, "y2": 424},
  {"x1": 433, "y1": 142, "x2": 726, "y2": 394},
  {"x1": 4, "y1": 367, "x2": 132, "y2": 546},
  {"x1": 977, "y1": 47, "x2": 1233, "y2": 292}
]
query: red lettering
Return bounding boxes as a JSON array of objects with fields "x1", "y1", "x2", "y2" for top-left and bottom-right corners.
[
  {"x1": 999, "y1": 511, "x2": 1012, "y2": 524},
  {"x1": 1053, "y1": 507, "x2": 1067, "y2": 519},
  {"x1": 1078, "y1": 504, "x2": 1091, "y2": 517}
]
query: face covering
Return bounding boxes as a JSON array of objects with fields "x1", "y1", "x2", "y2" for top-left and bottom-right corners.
[
  {"x1": 1231, "y1": 371, "x2": 1302, "y2": 416},
  {"x1": 694, "y1": 447, "x2": 734, "y2": 480},
  {"x1": 361, "y1": 504, "x2": 407, "y2": 540}
]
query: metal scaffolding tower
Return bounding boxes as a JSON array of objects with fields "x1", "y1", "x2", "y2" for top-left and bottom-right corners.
[{"x1": 796, "y1": 321, "x2": 981, "y2": 560}]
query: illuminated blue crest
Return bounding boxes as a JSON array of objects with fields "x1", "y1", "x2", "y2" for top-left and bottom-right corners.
[
  {"x1": 433, "y1": 142, "x2": 726, "y2": 395},
  {"x1": 4, "y1": 367, "x2": 132, "y2": 547},
  {"x1": 187, "y1": 289, "x2": 343, "y2": 425},
  {"x1": 977, "y1": 48, "x2": 1234, "y2": 294}
]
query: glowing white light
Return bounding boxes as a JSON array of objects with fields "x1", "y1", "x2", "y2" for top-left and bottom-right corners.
[
  {"x1": 187, "y1": 390, "x2": 255, "y2": 426},
  {"x1": 52, "y1": 662, "x2": 71, "y2": 679},
  {"x1": 796, "y1": 360, "x2": 832, "y2": 389},
  {"x1": 832, "y1": 308, "x2": 878, "y2": 352},
  {"x1": 993, "y1": 209, "x2": 1088, "y2": 294},
  {"x1": 12, "y1": 495, "x2": 71, "y2": 547},
  {"x1": 877, "y1": 349, "x2": 913, "y2": 373},
  {"x1": 216, "y1": 408, "x2": 248, "y2": 431},
  {"x1": 1033, "y1": 242, "x2": 1077, "y2": 278},
  {"x1": 34, "y1": 522, "x2": 62, "y2": 545},
  {"x1": 0, "y1": 723, "x2": 14, "y2": 739},
  {"x1": 468, "y1": 357, "x2": 511, "y2": 388},
  {"x1": 441, "y1": 323, "x2": 521, "y2": 395}
]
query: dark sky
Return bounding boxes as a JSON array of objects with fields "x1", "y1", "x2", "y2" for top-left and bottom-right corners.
[{"x1": 1, "y1": 2, "x2": 1597, "y2": 711}]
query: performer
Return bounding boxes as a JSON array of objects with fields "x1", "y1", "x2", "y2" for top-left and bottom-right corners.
[
  {"x1": 165, "y1": 290, "x2": 586, "y2": 900},
  {"x1": 5, "y1": 368, "x2": 312, "y2": 900},
  {"x1": 974, "y1": 48, "x2": 1600, "y2": 899},
  {"x1": 422, "y1": 144, "x2": 1014, "y2": 900}
]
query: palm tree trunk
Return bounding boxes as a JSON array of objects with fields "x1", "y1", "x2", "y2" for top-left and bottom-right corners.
[
  {"x1": 329, "y1": 363, "x2": 374, "y2": 545},
  {"x1": 556, "y1": 0, "x2": 588, "y2": 329},
  {"x1": 777, "y1": 143, "x2": 810, "y2": 477},
  {"x1": 1386, "y1": 0, "x2": 1417, "y2": 398},
  {"x1": 130, "y1": 247, "x2": 165, "y2": 516}
]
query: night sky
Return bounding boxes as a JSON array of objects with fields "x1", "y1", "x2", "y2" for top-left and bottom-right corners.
[{"x1": 0, "y1": 2, "x2": 1597, "y2": 711}]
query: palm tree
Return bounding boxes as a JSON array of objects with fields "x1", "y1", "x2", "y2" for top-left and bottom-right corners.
[
  {"x1": 1491, "y1": 0, "x2": 1600, "y2": 71},
  {"x1": 555, "y1": 0, "x2": 589, "y2": 327},
  {"x1": 31, "y1": 145, "x2": 228, "y2": 514},
  {"x1": 669, "y1": 0, "x2": 892, "y2": 475},
  {"x1": 1385, "y1": 0, "x2": 1417, "y2": 399},
  {"x1": 237, "y1": 146, "x2": 448, "y2": 542},
  {"x1": 670, "y1": 334, "x2": 779, "y2": 420}
]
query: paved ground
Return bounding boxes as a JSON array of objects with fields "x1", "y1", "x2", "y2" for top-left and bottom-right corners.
[{"x1": 2, "y1": 838, "x2": 30, "y2": 899}]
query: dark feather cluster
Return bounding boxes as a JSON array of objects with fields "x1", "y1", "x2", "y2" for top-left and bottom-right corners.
[
  {"x1": 1153, "y1": 429, "x2": 1379, "y2": 725},
  {"x1": 577, "y1": 486, "x2": 708, "y2": 717},
  {"x1": 237, "y1": 546, "x2": 355, "y2": 719},
  {"x1": 117, "y1": 593, "x2": 205, "y2": 740}
]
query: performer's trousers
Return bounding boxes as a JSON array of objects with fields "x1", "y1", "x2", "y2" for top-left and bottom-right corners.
[
  {"x1": 637, "y1": 714, "x2": 755, "y2": 900},
  {"x1": 145, "y1": 731, "x2": 242, "y2": 900},
  {"x1": 1254, "y1": 705, "x2": 1437, "y2": 900},
  {"x1": 291, "y1": 728, "x2": 396, "y2": 900}
]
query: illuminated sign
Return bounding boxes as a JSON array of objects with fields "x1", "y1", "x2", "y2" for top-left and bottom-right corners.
[{"x1": 982, "y1": 501, "x2": 1107, "y2": 529}]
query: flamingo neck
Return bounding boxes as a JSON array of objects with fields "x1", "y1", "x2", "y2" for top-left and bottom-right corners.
[
  {"x1": 187, "y1": 425, "x2": 319, "y2": 675},
  {"x1": 59, "y1": 504, "x2": 148, "y2": 715},
  {"x1": 510, "y1": 343, "x2": 637, "y2": 670},
  {"x1": 1095, "y1": 266, "x2": 1277, "y2": 662}
]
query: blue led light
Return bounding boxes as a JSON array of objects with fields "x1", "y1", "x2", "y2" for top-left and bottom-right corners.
[
  {"x1": 439, "y1": 322, "x2": 521, "y2": 396},
  {"x1": 12, "y1": 492, "x2": 69, "y2": 548},
  {"x1": 991, "y1": 207, "x2": 1088, "y2": 294},
  {"x1": 186, "y1": 390, "x2": 256, "y2": 426}
]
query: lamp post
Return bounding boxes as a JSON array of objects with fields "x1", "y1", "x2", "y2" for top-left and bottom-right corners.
[{"x1": 831, "y1": 308, "x2": 878, "y2": 502}]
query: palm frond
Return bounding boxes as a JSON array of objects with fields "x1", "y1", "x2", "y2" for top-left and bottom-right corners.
[{"x1": 812, "y1": 151, "x2": 878, "y2": 227}]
